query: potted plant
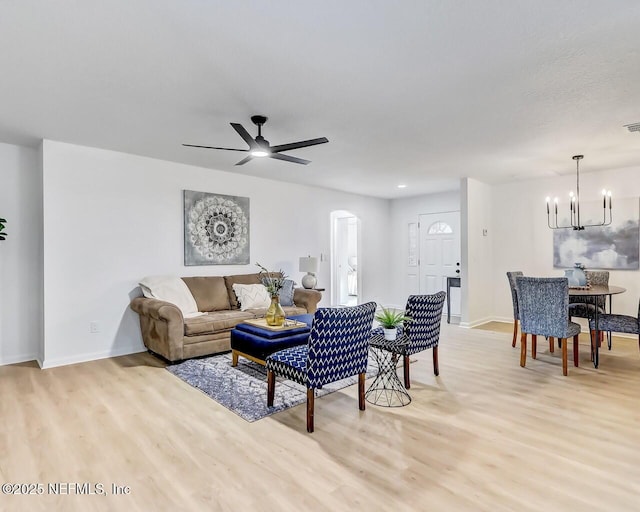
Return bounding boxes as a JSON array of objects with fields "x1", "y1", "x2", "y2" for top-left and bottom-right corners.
[
  {"x1": 256, "y1": 262, "x2": 288, "y2": 326},
  {"x1": 375, "y1": 307, "x2": 411, "y2": 341},
  {"x1": 0, "y1": 217, "x2": 6, "y2": 241}
]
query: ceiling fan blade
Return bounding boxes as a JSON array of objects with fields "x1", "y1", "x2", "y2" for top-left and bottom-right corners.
[
  {"x1": 269, "y1": 153, "x2": 310, "y2": 165},
  {"x1": 182, "y1": 144, "x2": 249, "y2": 152},
  {"x1": 270, "y1": 137, "x2": 328, "y2": 153},
  {"x1": 235, "y1": 155, "x2": 254, "y2": 166},
  {"x1": 230, "y1": 123, "x2": 258, "y2": 149}
]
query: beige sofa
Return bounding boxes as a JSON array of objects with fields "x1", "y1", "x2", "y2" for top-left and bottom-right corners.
[{"x1": 130, "y1": 272, "x2": 322, "y2": 362}]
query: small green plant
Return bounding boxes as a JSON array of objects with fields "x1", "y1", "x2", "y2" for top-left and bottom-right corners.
[
  {"x1": 0, "y1": 218, "x2": 6, "y2": 241},
  {"x1": 375, "y1": 307, "x2": 411, "y2": 329},
  {"x1": 256, "y1": 262, "x2": 288, "y2": 298}
]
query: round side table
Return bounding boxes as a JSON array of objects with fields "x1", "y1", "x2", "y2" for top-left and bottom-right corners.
[{"x1": 365, "y1": 332, "x2": 411, "y2": 407}]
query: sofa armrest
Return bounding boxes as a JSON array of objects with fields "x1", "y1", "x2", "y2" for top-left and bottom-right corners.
[
  {"x1": 130, "y1": 297, "x2": 184, "y2": 323},
  {"x1": 130, "y1": 297, "x2": 185, "y2": 361},
  {"x1": 293, "y1": 288, "x2": 322, "y2": 314}
]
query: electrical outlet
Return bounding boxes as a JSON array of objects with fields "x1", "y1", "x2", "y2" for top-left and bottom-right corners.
[{"x1": 89, "y1": 321, "x2": 100, "y2": 333}]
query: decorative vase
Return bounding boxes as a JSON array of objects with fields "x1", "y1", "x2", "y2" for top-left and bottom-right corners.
[
  {"x1": 383, "y1": 327, "x2": 397, "y2": 341},
  {"x1": 573, "y1": 263, "x2": 587, "y2": 286},
  {"x1": 564, "y1": 269, "x2": 578, "y2": 286},
  {"x1": 266, "y1": 296, "x2": 285, "y2": 327}
]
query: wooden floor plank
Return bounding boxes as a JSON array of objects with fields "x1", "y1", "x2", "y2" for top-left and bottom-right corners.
[{"x1": 1, "y1": 323, "x2": 639, "y2": 511}]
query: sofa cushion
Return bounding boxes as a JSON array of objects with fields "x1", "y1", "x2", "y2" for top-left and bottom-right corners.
[
  {"x1": 279, "y1": 279, "x2": 296, "y2": 306},
  {"x1": 224, "y1": 273, "x2": 262, "y2": 309},
  {"x1": 262, "y1": 277, "x2": 295, "y2": 306},
  {"x1": 139, "y1": 275, "x2": 200, "y2": 317},
  {"x1": 224, "y1": 272, "x2": 280, "y2": 309},
  {"x1": 184, "y1": 310, "x2": 254, "y2": 337},
  {"x1": 182, "y1": 276, "x2": 231, "y2": 312},
  {"x1": 233, "y1": 283, "x2": 271, "y2": 311}
]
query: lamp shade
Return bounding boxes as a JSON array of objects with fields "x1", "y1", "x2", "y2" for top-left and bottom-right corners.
[{"x1": 299, "y1": 256, "x2": 318, "y2": 273}]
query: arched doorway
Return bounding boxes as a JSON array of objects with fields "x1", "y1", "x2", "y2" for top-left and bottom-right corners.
[{"x1": 330, "y1": 210, "x2": 360, "y2": 307}]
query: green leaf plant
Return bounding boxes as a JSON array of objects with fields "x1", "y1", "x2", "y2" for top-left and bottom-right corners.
[{"x1": 374, "y1": 307, "x2": 411, "y2": 329}]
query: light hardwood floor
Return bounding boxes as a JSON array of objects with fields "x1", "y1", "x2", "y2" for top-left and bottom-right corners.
[{"x1": 1, "y1": 323, "x2": 639, "y2": 511}]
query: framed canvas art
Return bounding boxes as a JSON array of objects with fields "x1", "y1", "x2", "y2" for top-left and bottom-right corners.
[
  {"x1": 184, "y1": 190, "x2": 250, "y2": 265},
  {"x1": 553, "y1": 197, "x2": 639, "y2": 270}
]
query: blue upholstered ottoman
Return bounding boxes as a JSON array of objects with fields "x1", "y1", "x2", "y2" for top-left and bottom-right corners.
[{"x1": 230, "y1": 314, "x2": 313, "y2": 366}]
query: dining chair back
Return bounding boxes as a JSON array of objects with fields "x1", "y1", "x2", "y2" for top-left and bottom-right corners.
[
  {"x1": 515, "y1": 276, "x2": 581, "y2": 375},
  {"x1": 570, "y1": 270, "x2": 609, "y2": 311},
  {"x1": 506, "y1": 271, "x2": 524, "y2": 347}
]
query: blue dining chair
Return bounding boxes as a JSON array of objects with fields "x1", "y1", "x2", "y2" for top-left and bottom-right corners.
[
  {"x1": 506, "y1": 271, "x2": 523, "y2": 348},
  {"x1": 589, "y1": 299, "x2": 640, "y2": 352},
  {"x1": 266, "y1": 302, "x2": 376, "y2": 433},
  {"x1": 569, "y1": 270, "x2": 610, "y2": 349},
  {"x1": 516, "y1": 277, "x2": 581, "y2": 376}
]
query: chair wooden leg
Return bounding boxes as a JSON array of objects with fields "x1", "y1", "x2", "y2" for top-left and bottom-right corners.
[
  {"x1": 561, "y1": 338, "x2": 568, "y2": 376},
  {"x1": 549, "y1": 336, "x2": 554, "y2": 353},
  {"x1": 358, "y1": 373, "x2": 366, "y2": 411},
  {"x1": 307, "y1": 389, "x2": 315, "y2": 433},
  {"x1": 531, "y1": 334, "x2": 537, "y2": 359},
  {"x1": 433, "y1": 346, "x2": 439, "y2": 376},
  {"x1": 267, "y1": 370, "x2": 275, "y2": 406},
  {"x1": 573, "y1": 335, "x2": 579, "y2": 367},
  {"x1": 232, "y1": 351, "x2": 239, "y2": 367},
  {"x1": 512, "y1": 319, "x2": 518, "y2": 347},
  {"x1": 403, "y1": 355, "x2": 411, "y2": 389},
  {"x1": 520, "y1": 333, "x2": 527, "y2": 367}
]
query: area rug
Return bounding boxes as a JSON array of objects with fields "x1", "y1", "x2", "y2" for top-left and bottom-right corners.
[{"x1": 167, "y1": 352, "x2": 374, "y2": 422}]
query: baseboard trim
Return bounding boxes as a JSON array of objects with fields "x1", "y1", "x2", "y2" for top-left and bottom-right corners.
[
  {"x1": 0, "y1": 353, "x2": 38, "y2": 367},
  {"x1": 39, "y1": 343, "x2": 146, "y2": 369},
  {"x1": 459, "y1": 316, "x2": 494, "y2": 329}
]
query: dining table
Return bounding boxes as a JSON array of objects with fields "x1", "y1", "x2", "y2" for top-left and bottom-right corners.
[{"x1": 569, "y1": 285, "x2": 626, "y2": 368}]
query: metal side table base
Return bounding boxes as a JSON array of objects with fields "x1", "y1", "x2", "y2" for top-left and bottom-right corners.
[{"x1": 365, "y1": 336, "x2": 411, "y2": 407}]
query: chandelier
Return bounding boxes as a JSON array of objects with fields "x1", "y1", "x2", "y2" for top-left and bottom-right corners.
[{"x1": 546, "y1": 155, "x2": 612, "y2": 231}]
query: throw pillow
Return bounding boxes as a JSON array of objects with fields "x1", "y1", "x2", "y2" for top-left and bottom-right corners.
[
  {"x1": 232, "y1": 283, "x2": 271, "y2": 311},
  {"x1": 139, "y1": 275, "x2": 203, "y2": 318},
  {"x1": 261, "y1": 277, "x2": 296, "y2": 306},
  {"x1": 278, "y1": 279, "x2": 296, "y2": 307}
]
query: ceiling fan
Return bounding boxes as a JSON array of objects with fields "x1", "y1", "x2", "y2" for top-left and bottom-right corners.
[{"x1": 183, "y1": 115, "x2": 328, "y2": 165}]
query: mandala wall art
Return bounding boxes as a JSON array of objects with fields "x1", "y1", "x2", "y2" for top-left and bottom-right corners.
[{"x1": 183, "y1": 190, "x2": 250, "y2": 266}]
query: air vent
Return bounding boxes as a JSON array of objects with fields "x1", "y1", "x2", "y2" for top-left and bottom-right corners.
[{"x1": 624, "y1": 122, "x2": 640, "y2": 133}]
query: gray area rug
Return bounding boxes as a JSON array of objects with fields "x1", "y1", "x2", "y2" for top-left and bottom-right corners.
[{"x1": 167, "y1": 352, "x2": 374, "y2": 422}]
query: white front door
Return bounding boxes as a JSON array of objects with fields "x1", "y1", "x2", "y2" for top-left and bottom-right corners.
[{"x1": 418, "y1": 212, "x2": 461, "y2": 316}]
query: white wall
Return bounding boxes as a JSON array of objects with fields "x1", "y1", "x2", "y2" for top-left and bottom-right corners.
[
  {"x1": 388, "y1": 191, "x2": 460, "y2": 307},
  {"x1": 41, "y1": 140, "x2": 390, "y2": 368},
  {"x1": 491, "y1": 166, "x2": 640, "y2": 323},
  {"x1": 0, "y1": 142, "x2": 43, "y2": 365},
  {"x1": 461, "y1": 178, "x2": 493, "y2": 327}
]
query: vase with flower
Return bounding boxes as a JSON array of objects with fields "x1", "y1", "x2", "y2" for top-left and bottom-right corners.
[{"x1": 257, "y1": 262, "x2": 287, "y2": 326}]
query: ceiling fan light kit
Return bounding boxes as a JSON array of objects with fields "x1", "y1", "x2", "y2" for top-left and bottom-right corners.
[
  {"x1": 183, "y1": 115, "x2": 328, "y2": 165},
  {"x1": 545, "y1": 155, "x2": 612, "y2": 231}
]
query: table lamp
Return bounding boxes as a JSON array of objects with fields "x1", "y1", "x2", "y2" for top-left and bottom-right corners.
[{"x1": 299, "y1": 256, "x2": 318, "y2": 289}]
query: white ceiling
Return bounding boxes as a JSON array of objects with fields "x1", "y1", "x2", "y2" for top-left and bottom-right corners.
[{"x1": 1, "y1": 1, "x2": 639, "y2": 198}]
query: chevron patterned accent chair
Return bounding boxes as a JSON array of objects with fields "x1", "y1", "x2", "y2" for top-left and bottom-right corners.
[
  {"x1": 371, "y1": 292, "x2": 446, "y2": 389},
  {"x1": 589, "y1": 299, "x2": 640, "y2": 352},
  {"x1": 266, "y1": 302, "x2": 376, "y2": 433},
  {"x1": 516, "y1": 277, "x2": 581, "y2": 376},
  {"x1": 506, "y1": 271, "x2": 524, "y2": 348}
]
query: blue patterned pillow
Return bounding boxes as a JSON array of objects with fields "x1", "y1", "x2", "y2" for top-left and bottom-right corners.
[
  {"x1": 261, "y1": 278, "x2": 296, "y2": 306},
  {"x1": 279, "y1": 279, "x2": 296, "y2": 306}
]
